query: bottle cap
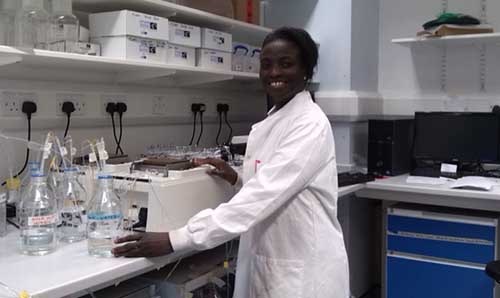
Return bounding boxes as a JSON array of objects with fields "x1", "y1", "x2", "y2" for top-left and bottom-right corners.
[{"x1": 5, "y1": 177, "x2": 20, "y2": 190}]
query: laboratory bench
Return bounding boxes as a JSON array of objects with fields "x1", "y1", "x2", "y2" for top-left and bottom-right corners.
[
  {"x1": 0, "y1": 184, "x2": 364, "y2": 298},
  {"x1": 4, "y1": 176, "x2": 498, "y2": 298}
]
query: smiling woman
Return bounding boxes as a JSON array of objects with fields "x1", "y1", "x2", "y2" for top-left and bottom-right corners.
[
  {"x1": 260, "y1": 27, "x2": 318, "y2": 110},
  {"x1": 113, "y1": 27, "x2": 349, "y2": 298}
]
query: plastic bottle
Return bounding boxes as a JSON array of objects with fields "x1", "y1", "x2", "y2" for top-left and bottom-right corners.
[
  {"x1": 15, "y1": 0, "x2": 49, "y2": 49},
  {"x1": 87, "y1": 174, "x2": 122, "y2": 257},
  {"x1": 18, "y1": 172, "x2": 58, "y2": 255},
  {"x1": 0, "y1": 192, "x2": 7, "y2": 237},
  {"x1": 48, "y1": 0, "x2": 78, "y2": 43},
  {"x1": 59, "y1": 167, "x2": 87, "y2": 243},
  {"x1": 0, "y1": 0, "x2": 19, "y2": 46}
]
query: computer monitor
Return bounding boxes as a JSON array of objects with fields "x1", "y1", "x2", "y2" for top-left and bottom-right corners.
[{"x1": 413, "y1": 112, "x2": 500, "y2": 163}]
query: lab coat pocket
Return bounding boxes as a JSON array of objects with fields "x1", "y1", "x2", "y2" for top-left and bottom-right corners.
[{"x1": 251, "y1": 254, "x2": 304, "y2": 298}]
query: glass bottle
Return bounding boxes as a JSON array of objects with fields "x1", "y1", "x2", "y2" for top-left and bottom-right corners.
[
  {"x1": 0, "y1": 192, "x2": 7, "y2": 237},
  {"x1": 48, "y1": 0, "x2": 78, "y2": 44},
  {"x1": 18, "y1": 173, "x2": 58, "y2": 256},
  {"x1": 0, "y1": 0, "x2": 19, "y2": 46},
  {"x1": 87, "y1": 174, "x2": 122, "y2": 257},
  {"x1": 59, "y1": 167, "x2": 87, "y2": 243},
  {"x1": 15, "y1": 0, "x2": 49, "y2": 49}
]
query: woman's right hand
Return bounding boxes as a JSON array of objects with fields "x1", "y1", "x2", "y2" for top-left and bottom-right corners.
[{"x1": 192, "y1": 157, "x2": 238, "y2": 185}]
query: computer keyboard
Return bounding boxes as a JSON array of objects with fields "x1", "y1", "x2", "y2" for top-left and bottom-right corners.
[{"x1": 338, "y1": 172, "x2": 375, "y2": 187}]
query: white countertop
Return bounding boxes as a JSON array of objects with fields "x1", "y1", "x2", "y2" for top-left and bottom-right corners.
[
  {"x1": 357, "y1": 174, "x2": 500, "y2": 211},
  {"x1": 0, "y1": 227, "x2": 188, "y2": 298}
]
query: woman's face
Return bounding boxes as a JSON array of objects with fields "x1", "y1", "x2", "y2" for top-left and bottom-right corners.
[{"x1": 260, "y1": 39, "x2": 307, "y2": 106}]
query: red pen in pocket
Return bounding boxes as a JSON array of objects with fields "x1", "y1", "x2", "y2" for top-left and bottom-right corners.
[{"x1": 254, "y1": 160, "x2": 261, "y2": 173}]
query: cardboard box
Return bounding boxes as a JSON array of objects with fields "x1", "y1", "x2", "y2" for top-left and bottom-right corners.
[
  {"x1": 201, "y1": 28, "x2": 232, "y2": 52},
  {"x1": 168, "y1": 21, "x2": 201, "y2": 48},
  {"x1": 49, "y1": 41, "x2": 101, "y2": 56},
  {"x1": 92, "y1": 36, "x2": 167, "y2": 63},
  {"x1": 233, "y1": 0, "x2": 260, "y2": 25},
  {"x1": 196, "y1": 48, "x2": 232, "y2": 71},
  {"x1": 177, "y1": 0, "x2": 234, "y2": 18},
  {"x1": 166, "y1": 43, "x2": 196, "y2": 67},
  {"x1": 90, "y1": 10, "x2": 169, "y2": 41}
]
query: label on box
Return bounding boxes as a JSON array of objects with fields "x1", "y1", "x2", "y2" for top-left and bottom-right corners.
[
  {"x1": 175, "y1": 28, "x2": 191, "y2": 38},
  {"x1": 210, "y1": 55, "x2": 225, "y2": 64}
]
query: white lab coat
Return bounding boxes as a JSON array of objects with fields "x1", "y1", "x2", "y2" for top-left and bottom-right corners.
[{"x1": 170, "y1": 90, "x2": 349, "y2": 298}]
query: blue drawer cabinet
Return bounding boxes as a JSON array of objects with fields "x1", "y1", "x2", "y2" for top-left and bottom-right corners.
[
  {"x1": 386, "y1": 206, "x2": 499, "y2": 298},
  {"x1": 387, "y1": 255, "x2": 493, "y2": 298}
]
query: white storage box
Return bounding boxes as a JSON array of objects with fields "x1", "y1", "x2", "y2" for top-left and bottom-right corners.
[
  {"x1": 201, "y1": 28, "x2": 232, "y2": 52},
  {"x1": 168, "y1": 21, "x2": 201, "y2": 47},
  {"x1": 49, "y1": 41, "x2": 101, "y2": 56},
  {"x1": 92, "y1": 36, "x2": 167, "y2": 63},
  {"x1": 246, "y1": 46, "x2": 261, "y2": 73},
  {"x1": 232, "y1": 42, "x2": 250, "y2": 72},
  {"x1": 90, "y1": 10, "x2": 169, "y2": 41},
  {"x1": 196, "y1": 49, "x2": 232, "y2": 71},
  {"x1": 166, "y1": 43, "x2": 195, "y2": 67}
]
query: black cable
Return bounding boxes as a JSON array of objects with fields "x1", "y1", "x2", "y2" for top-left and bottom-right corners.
[
  {"x1": 115, "y1": 113, "x2": 124, "y2": 155},
  {"x1": 1, "y1": 117, "x2": 31, "y2": 186},
  {"x1": 215, "y1": 111, "x2": 223, "y2": 146},
  {"x1": 7, "y1": 218, "x2": 19, "y2": 229},
  {"x1": 196, "y1": 111, "x2": 204, "y2": 146},
  {"x1": 189, "y1": 111, "x2": 198, "y2": 146},
  {"x1": 63, "y1": 113, "x2": 71, "y2": 138},
  {"x1": 110, "y1": 114, "x2": 121, "y2": 155},
  {"x1": 224, "y1": 112, "x2": 233, "y2": 145}
]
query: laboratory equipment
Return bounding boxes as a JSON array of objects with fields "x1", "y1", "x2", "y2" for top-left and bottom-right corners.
[
  {"x1": 59, "y1": 167, "x2": 87, "y2": 243},
  {"x1": 87, "y1": 173, "x2": 123, "y2": 258},
  {"x1": 114, "y1": 164, "x2": 235, "y2": 233},
  {"x1": 0, "y1": 0, "x2": 18, "y2": 46},
  {"x1": 15, "y1": 0, "x2": 50, "y2": 49},
  {"x1": 18, "y1": 172, "x2": 58, "y2": 256},
  {"x1": 0, "y1": 192, "x2": 6, "y2": 237},
  {"x1": 48, "y1": 0, "x2": 79, "y2": 43}
]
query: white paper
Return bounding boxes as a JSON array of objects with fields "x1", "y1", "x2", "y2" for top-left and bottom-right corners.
[{"x1": 406, "y1": 176, "x2": 452, "y2": 185}]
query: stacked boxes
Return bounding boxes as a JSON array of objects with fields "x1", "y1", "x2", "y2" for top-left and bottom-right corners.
[
  {"x1": 166, "y1": 21, "x2": 200, "y2": 67},
  {"x1": 90, "y1": 10, "x2": 169, "y2": 63},
  {"x1": 197, "y1": 28, "x2": 232, "y2": 71},
  {"x1": 88, "y1": 10, "x2": 243, "y2": 72}
]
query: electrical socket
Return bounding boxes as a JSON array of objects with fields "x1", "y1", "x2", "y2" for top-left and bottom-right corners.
[
  {"x1": 56, "y1": 94, "x2": 86, "y2": 116},
  {"x1": 101, "y1": 94, "x2": 127, "y2": 116},
  {"x1": 1, "y1": 91, "x2": 38, "y2": 116},
  {"x1": 152, "y1": 96, "x2": 168, "y2": 115}
]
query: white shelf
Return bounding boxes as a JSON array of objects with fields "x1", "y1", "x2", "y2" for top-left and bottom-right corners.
[
  {"x1": 392, "y1": 33, "x2": 500, "y2": 47},
  {"x1": 73, "y1": 0, "x2": 272, "y2": 46},
  {"x1": 0, "y1": 46, "x2": 260, "y2": 87}
]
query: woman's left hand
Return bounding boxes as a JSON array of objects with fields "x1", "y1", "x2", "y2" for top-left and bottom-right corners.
[{"x1": 112, "y1": 232, "x2": 173, "y2": 257}]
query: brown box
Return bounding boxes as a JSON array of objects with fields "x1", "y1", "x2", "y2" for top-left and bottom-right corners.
[
  {"x1": 233, "y1": 0, "x2": 260, "y2": 25},
  {"x1": 178, "y1": 0, "x2": 234, "y2": 18}
]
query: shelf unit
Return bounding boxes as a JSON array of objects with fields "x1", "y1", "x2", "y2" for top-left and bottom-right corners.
[
  {"x1": 73, "y1": 0, "x2": 272, "y2": 46},
  {"x1": 0, "y1": 46, "x2": 260, "y2": 87},
  {"x1": 392, "y1": 33, "x2": 500, "y2": 47}
]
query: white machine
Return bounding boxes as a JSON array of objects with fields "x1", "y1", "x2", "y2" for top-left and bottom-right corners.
[{"x1": 113, "y1": 166, "x2": 236, "y2": 232}]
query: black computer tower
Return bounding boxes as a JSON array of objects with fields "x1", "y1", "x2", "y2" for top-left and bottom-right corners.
[{"x1": 368, "y1": 119, "x2": 414, "y2": 176}]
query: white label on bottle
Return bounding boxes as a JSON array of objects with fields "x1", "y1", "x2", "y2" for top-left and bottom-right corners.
[{"x1": 28, "y1": 214, "x2": 57, "y2": 226}]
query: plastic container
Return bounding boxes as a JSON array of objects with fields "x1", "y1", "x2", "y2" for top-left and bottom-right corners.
[{"x1": 15, "y1": 0, "x2": 50, "y2": 49}]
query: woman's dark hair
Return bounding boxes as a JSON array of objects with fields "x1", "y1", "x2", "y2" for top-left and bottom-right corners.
[{"x1": 262, "y1": 27, "x2": 319, "y2": 81}]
